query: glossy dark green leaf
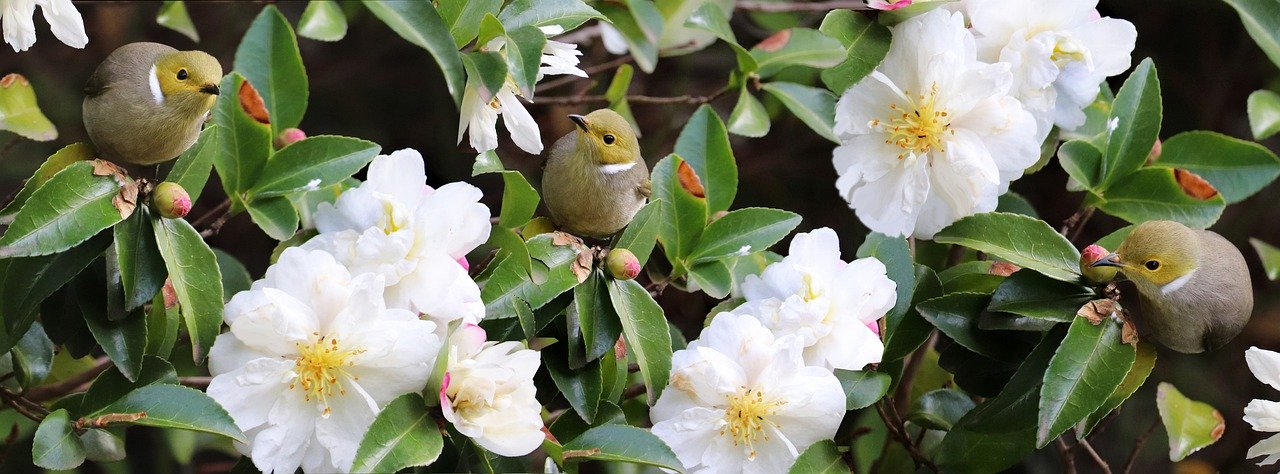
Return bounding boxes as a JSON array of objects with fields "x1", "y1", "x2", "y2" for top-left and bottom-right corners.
[
  {"x1": 575, "y1": 270, "x2": 622, "y2": 363},
  {"x1": 988, "y1": 270, "x2": 1094, "y2": 322},
  {"x1": 363, "y1": 0, "x2": 465, "y2": 106},
  {"x1": 652, "y1": 155, "x2": 708, "y2": 272},
  {"x1": 153, "y1": 218, "x2": 223, "y2": 363},
  {"x1": 144, "y1": 290, "x2": 180, "y2": 358},
  {"x1": 934, "y1": 212, "x2": 1080, "y2": 282},
  {"x1": 689, "y1": 208, "x2": 799, "y2": 264},
  {"x1": 547, "y1": 345, "x2": 605, "y2": 423},
  {"x1": 92, "y1": 384, "x2": 244, "y2": 441},
  {"x1": 917, "y1": 293, "x2": 1037, "y2": 362},
  {"x1": 1101, "y1": 58, "x2": 1161, "y2": 187},
  {"x1": 1093, "y1": 167, "x2": 1225, "y2": 228},
  {"x1": 609, "y1": 278, "x2": 671, "y2": 404},
  {"x1": 156, "y1": 1, "x2": 198, "y2": 41},
  {"x1": 438, "y1": 0, "x2": 501, "y2": 47},
  {"x1": 856, "y1": 232, "x2": 914, "y2": 325},
  {"x1": 498, "y1": 0, "x2": 603, "y2": 31},
  {"x1": 298, "y1": 0, "x2": 348, "y2": 42},
  {"x1": 882, "y1": 264, "x2": 941, "y2": 361},
  {"x1": 1225, "y1": 0, "x2": 1280, "y2": 69},
  {"x1": 1058, "y1": 139, "x2": 1103, "y2": 192},
  {"x1": 727, "y1": 85, "x2": 769, "y2": 137},
  {"x1": 0, "y1": 161, "x2": 127, "y2": 258},
  {"x1": 0, "y1": 142, "x2": 92, "y2": 220},
  {"x1": 683, "y1": 2, "x2": 756, "y2": 71},
  {"x1": 997, "y1": 192, "x2": 1038, "y2": 218},
  {"x1": 1157, "y1": 382, "x2": 1225, "y2": 461},
  {"x1": 80, "y1": 356, "x2": 177, "y2": 416},
  {"x1": 1252, "y1": 238, "x2": 1280, "y2": 281},
  {"x1": 480, "y1": 235, "x2": 581, "y2": 319},
  {"x1": 688, "y1": 259, "x2": 732, "y2": 299},
  {"x1": 32, "y1": 409, "x2": 85, "y2": 470},
  {"x1": 562, "y1": 424, "x2": 682, "y2": 471},
  {"x1": 11, "y1": 322, "x2": 53, "y2": 387},
  {"x1": 211, "y1": 73, "x2": 272, "y2": 207},
  {"x1": 83, "y1": 297, "x2": 147, "y2": 383},
  {"x1": 1148, "y1": 130, "x2": 1280, "y2": 203},
  {"x1": 750, "y1": 28, "x2": 846, "y2": 78},
  {"x1": 498, "y1": 171, "x2": 539, "y2": 229},
  {"x1": 835, "y1": 369, "x2": 891, "y2": 410},
  {"x1": 351, "y1": 393, "x2": 444, "y2": 473},
  {"x1": 1248, "y1": 89, "x2": 1280, "y2": 140},
  {"x1": 761, "y1": 82, "x2": 839, "y2": 143},
  {"x1": 165, "y1": 125, "x2": 220, "y2": 204},
  {"x1": 234, "y1": 5, "x2": 308, "y2": 134},
  {"x1": 113, "y1": 208, "x2": 165, "y2": 311},
  {"x1": 503, "y1": 26, "x2": 548, "y2": 97},
  {"x1": 246, "y1": 195, "x2": 300, "y2": 241},
  {"x1": 675, "y1": 106, "x2": 737, "y2": 214},
  {"x1": 461, "y1": 50, "x2": 508, "y2": 101},
  {"x1": 817, "y1": 9, "x2": 890, "y2": 94},
  {"x1": 0, "y1": 232, "x2": 109, "y2": 353},
  {"x1": 80, "y1": 428, "x2": 125, "y2": 463},
  {"x1": 788, "y1": 440, "x2": 849, "y2": 474},
  {"x1": 249, "y1": 136, "x2": 379, "y2": 198},
  {"x1": 615, "y1": 199, "x2": 663, "y2": 267},
  {"x1": 1080, "y1": 342, "x2": 1156, "y2": 435},
  {"x1": 909, "y1": 389, "x2": 976, "y2": 431},
  {"x1": 1036, "y1": 317, "x2": 1135, "y2": 447}
]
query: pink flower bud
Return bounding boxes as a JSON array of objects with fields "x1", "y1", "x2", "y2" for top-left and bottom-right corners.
[
  {"x1": 151, "y1": 182, "x2": 191, "y2": 219},
  {"x1": 1080, "y1": 244, "x2": 1119, "y2": 283},
  {"x1": 457, "y1": 257, "x2": 470, "y2": 271},
  {"x1": 606, "y1": 248, "x2": 641, "y2": 280},
  {"x1": 274, "y1": 127, "x2": 306, "y2": 149},
  {"x1": 868, "y1": 0, "x2": 913, "y2": 10}
]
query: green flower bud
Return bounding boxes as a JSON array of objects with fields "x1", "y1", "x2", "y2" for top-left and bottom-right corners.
[
  {"x1": 606, "y1": 248, "x2": 641, "y2": 280},
  {"x1": 151, "y1": 182, "x2": 191, "y2": 219}
]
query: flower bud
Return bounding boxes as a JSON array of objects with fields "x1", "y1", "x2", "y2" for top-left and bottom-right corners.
[
  {"x1": 274, "y1": 127, "x2": 306, "y2": 149},
  {"x1": 1145, "y1": 138, "x2": 1162, "y2": 164},
  {"x1": 151, "y1": 182, "x2": 191, "y2": 219},
  {"x1": 709, "y1": 210, "x2": 729, "y2": 224},
  {"x1": 1080, "y1": 244, "x2": 1118, "y2": 283},
  {"x1": 522, "y1": 217, "x2": 556, "y2": 240},
  {"x1": 606, "y1": 248, "x2": 641, "y2": 280}
]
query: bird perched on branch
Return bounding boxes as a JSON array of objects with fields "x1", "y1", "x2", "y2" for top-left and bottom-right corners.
[
  {"x1": 1092, "y1": 220, "x2": 1252, "y2": 353},
  {"x1": 542, "y1": 109, "x2": 650, "y2": 239},
  {"x1": 83, "y1": 42, "x2": 222, "y2": 165}
]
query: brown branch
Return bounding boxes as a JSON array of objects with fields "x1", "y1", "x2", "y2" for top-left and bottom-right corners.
[
  {"x1": 189, "y1": 198, "x2": 231, "y2": 228},
  {"x1": 736, "y1": 0, "x2": 873, "y2": 12},
  {"x1": 25, "y1": 356, "x2": 113, "y2": 402},
  {"x1": 533, "y1": 90, "x2": 731, "y2": 106},
  {"x1": 1058, "y1": 437, "x2": 1077, "y2": 473},
  {"x1": 622, "y1": 383, "x2": 647, "y2": 401},
  {"x1": 180, "y1": 376, "x2": 212, "y2": 389},
  {"x1": 0, "y1": 387, "x2": 48, "y2": 423},
  {"x1": 874, "y1": 401, "x2": 939, "y2": 472},
  {"x1": 1060, "y1": 206, "x2": 1096, "y2": 244},
  {"x1": 1077, "y1": 438, "x2": 1112, "y2": 474},
  {"x1": 1122, "y1": 419, "x2": 1159, "y2": 474},
  {"x1": 894, "y1": 330, "x2": 936, "y2": 411}
]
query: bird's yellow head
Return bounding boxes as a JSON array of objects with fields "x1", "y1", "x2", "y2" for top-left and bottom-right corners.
[
  {"x1": 569, "y1": 109, "x2": 641, "y2": 166},
  {"x1": 153, "y1": 50, "x2": 222, "y2": 114},
  {"x1": 1092, "y1": 220, "x2": 1201, "y2": 290}
]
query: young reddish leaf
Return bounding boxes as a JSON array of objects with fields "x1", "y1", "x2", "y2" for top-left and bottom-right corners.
[
  {"x1": 238, "y1": 80, "x2": 270, "y2": 125},
  {"x1": 1174, "y1": 168, "x2": 1219, "y2": 200},
  {"x1": 676, "y1": 160, "x2": 706, "y2": 199}
]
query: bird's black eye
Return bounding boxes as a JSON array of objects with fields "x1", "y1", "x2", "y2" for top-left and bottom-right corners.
[
  {"x1": 1145, "y1": 260, "x2": 1160, "y2": 271},
  {"x1": 176, "y1": 69, "x2": 188, "y2": 81},
  {"x1": 603, "y1": 134, "x2": 616, "y2": 145}
]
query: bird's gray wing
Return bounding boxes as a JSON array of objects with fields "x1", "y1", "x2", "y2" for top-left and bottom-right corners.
[{"x1": 84, "y1": 67, "x2": 109, "y2": 98}]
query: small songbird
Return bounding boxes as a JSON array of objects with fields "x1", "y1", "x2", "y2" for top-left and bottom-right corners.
[
  {"x1": 542, "y1": 109, "x2": 650, "y2": 239},
  {"x1": 1092, "y1": 220, "x2": 1253, "y2": 353},
  {"x1": 83, "y1": 42, "x2": 222, "y2": 165}
]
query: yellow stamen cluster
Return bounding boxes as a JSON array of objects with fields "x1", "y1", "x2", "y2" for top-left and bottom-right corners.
[
  {"x1": 380, "y1": 201, "x2": 405, "y2": 235},
  {"x1": 1051, "y1": 39, "x2": 1086, "y2": 66},
  {"x1": 721, "y1": 386, "x2": 786, "y2": 460},
  {"x1": 290, "y1": 334, "x2": 365, "y2": 415},
  {"x1": 871, "y1": 83, "x2": 954, "y2": 160},
  {"x1": 802, "y1": 272, "x2": 822, "y2": 302}
]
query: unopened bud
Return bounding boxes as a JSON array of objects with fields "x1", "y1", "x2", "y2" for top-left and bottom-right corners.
[
  {"x1": 151, "y1": 182, "x2": 191, "y2": 219},
  {"x1": 709, "y1": 210, "x2": 729, "y2": 224},
  {"x1": 274, "y1": 127, "x2": 306, "y2": 149},
  {"x1": 522, "y1": 217, "x2": 556, "y2": 240},
  {"x1": 606, "y1": 248, "x2": 641, "y2": 280},
  {"x1": 1080, "y1": 244, "x2": 1118, "y2": 283},
  {"x1": 1145, "y1": 138, "x2": 1162, "y2": 164}
]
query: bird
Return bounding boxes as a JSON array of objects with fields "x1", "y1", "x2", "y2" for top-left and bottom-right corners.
[
  {"x1": 1091, "y1": 220, "x2": 1253, "y2": 353},
  {"x1": 83, "y1": 42, "x2": 222, "y2": 165},
  {"x1": 542, "y1": 109, "x2": 650, "y2": 239}
]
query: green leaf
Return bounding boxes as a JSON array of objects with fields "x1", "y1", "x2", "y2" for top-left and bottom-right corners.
[
  {"x1": 80, "y1": 356, "x2": 177, "y2": 416},
  {"x1": 83, "y1": 297, "x2": 147, "y2": 383},
  {"x1": 1101, "y1": 58, "x2": 1161, "y2": 188},
  {"x1": 461, "y1": 50, "x2": 509, "y2": 101},
  {"x1": 438, "y1": 0, "x2": 502, "y2": 48},
  {"x1": 1036, "y1": 317, "x2": 1135, "y2": 447},
  {"x1": 504, "y1": 26, "x2": 548, "y2": 97},
  {"x1": 1058, "y1": 139, "x2": 1103, "y2": 193},
  {"x1": 480, "y1": 234, "x2": 581, "y2": 319},
  {"x1": 988, "y1": 270, "x2": 1094, "y2": 322},
  {"x1": 789, "y1": 440, "x2": 849, "y2": 474},
  {"x1": 761, "y1": 82, "x2": 840, "y2": 143},
  {"x1": 598, "y1": 1, "x2": 663, "y2": 73},
  {"x1": 750, "y1": 28, "x2": 846, "y2": 79},
  {"x1": 298, "y1": 0, "x2": 348, "y2": 42},
  {"x1": 1253, "y1": 238, "x2": 1280, "y2": 280},
  {"x1": 652, "y1": 155, "x2": 708, "y2": 271},
  {"x1": 0, "y1": 233, "x2": 109, "y2": 351},
  {"x1": 917, "y1": 293, "x2": 1037, "y2": 362},
  {"x1": 547, "y1": 345, "x2": 605, "y2": 423},
  {"x1": 153, "y1": 218, "x2": 223, "y2": 363},
  {"x1": 0, "y1": 73, "x2": 57, "y2": 141},
  {"x1": 1080, "y1": 342, "x2": 1156, "y2": 435},
  {"x1": 683, "y1": 4, "x2": 756, "y2": 72},
  {"x1": 113, "y1": 208, "x2": 166, "y2": 311},
  {"x1": 93, "y1": 384, "x2": 245, "y2": 441},
  {"x1": 166, "y1": 125, "x2": 220, "y2": 203},
  {"x1": 351, "y1": 393, "x2": 443, "y2": 473},
  {"x1": 615, "y1": 199, "x2": 663, "y2": 267},
  {"x1": 609, "y1": 279, "x2": 672, "y2": 404},
  {"x1": 675, "y1": 105, "x2": 737, "y2": 214},
  {"x1": 1156, "y1": 382, "x2": 1225, "y2": 462},
  {"x1": 817, "y1": 9, "x2": 890, "y2": 94},
  {"x1": 727, "y1": 85, "x2": 770, "y2": 137},
  {"x1": 234, "y1": 6, "x2": 308, "y2": 134},
  {"x1": 575, "y1": 270, "x2": 622, "y2": 363},
  {"x1": 835, "y1": 369, "x2": 891, "y2": 410},
  {"x1": 472, "y1": 150, "x2": 504, "y2": 176},
  {"x1": 1249, "y1": 89, "x2": 1280, "y2": 140},
  {"x1": 1093, "y1": 167, "x2": 1225, "y2": 228},
  {"x1": 562, "y1": 424, "x2": 683, "y2": 471},
  {"x1": 11, "y1": 322, "x2": 53, "y2": 387},
  {"x1": 363, "y1": 0, "x2": 466, "y2": 106},
  {"x1": 80, "y1": 428, "x2": 125, "y2": 463},
  {"x1": 883, "y1": 264, "x2": 941, "y2": 361},
  {"x1": 498, "y1": 171, "x2": 540, "y2": 228},
  {"x1": 909, "y1": 389, "x2": 976, "y2": 431},
  {"x1": 689, "y1": 208, "x2": 800, "y2": 264},
  {"x1": 1148, "y1": 130, "x2": 1280, "y2": 204},
  {"x1": 856, "y1": 232, "x2": 915, "y2": 335},
  {"x1": 211, "y1": 73, "x2": 272, "y2": 207},
  {"x1": 1225, "y1": 0, "x2": 1280, "y2": 69},
  {"x1": 213, "y1": 248, "x2": 252, "y2": 301},
  {"x1": 32, "y1": 409, "x2": 85, "y2": 470},
  {"x1": 933, "y1": 212, "x2": 1081, "y2": 282},
  {"x1": 249, "y1": 136, "x2": 379, "y2": 198},
  {"x1": 997, "y1": 192, "x2": 1038, "y2": 218},
  {"x1": 605, "y1": 64, "x2": 641, "y2": 134},
  {"x1": 688, "y1": 259, "x2": 732, "y2": 299},
  {"x1": 246, "y1": 196, "x2": 301, "y2": 241},
  {"x1": 0, "y1": 142, "x2": 92, "y2": 220},
  {"x1": 498, "y1": 0, "x2": 604, "y2": 31},
  {"x1": 156, "y1": 1, "x2": 198, "y2": 42},
  {"x1": 144, "y1": 290, "x2": 180, "y2": 358},
  {"x1": 0, "y1": 161, "x2": 127, "y2": 258}
]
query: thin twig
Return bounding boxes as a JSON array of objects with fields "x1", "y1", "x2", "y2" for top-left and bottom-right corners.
[
  {"x1": 0, "y1": 387, "x2": 47, "y2": 423},
  {"x1": 894, "y1": 331, "x2": 936, "y2": 411},
  {"x1": 189, "y1": 198, "x2": 231, "y2": 228},
  {"x1": 198, "y1": 212, "x2": 233, "y2": 238},
  {"x1": 180, "y1": 376, "x2": 212, "y2": 389},
  {"x1": 1122, "y1": 419, "x2": 1159, "y2": 474},
  {"x1": 1058, "y1": 437, "x2": 1077, "y2": 473},
  {"x1": 873, "y1": 401, "x2": 939, "y2": 472},
  {"x1": 622, "y1": 383, "x2": 647, "y2": 401},
  {"x1": 736, "y1": 0, "x2": 873, "y2": 12},
  {"x1": 532, "y1": 89, "x2": 732, "y2": 106},
  {"x1": 25, "y1": 356, "x2": 113, "y2": 402},
  {"x1": 1077, "y1": 438, "x2": 1112, "y2": 474},
  {"x1": 1060, "y1": 206, "x2": 1096, "y2": 244}
]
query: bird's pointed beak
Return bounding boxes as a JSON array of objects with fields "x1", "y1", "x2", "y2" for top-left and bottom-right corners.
[
  {"x1": 1091, "y1": 253, "x2": 1123, "y2": 268},
  {"x1": 200, "y1": 84, "x2": 220, "y2": 95},
  {"x1": 568, "y1": 114, "x2": 588, "y2": 131}
]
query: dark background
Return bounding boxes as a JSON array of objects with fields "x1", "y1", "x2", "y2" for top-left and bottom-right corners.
[{"x1": 0, "y1": 1, "x2": 1277, "y2": 472}]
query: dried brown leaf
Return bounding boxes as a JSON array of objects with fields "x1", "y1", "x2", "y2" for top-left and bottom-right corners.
[
  {"x1": 238, "y1": 80, "x2": 270, "y2": 125},
  {"x1": 1174, "y1": 168, "x2": 1219, "y2": 200},
  {"x1": 756, "y1": 29, "x2": 791, "y2": 52}
]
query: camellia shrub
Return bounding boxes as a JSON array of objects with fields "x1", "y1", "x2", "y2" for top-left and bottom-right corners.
[{"x1": 2, "y1": 0, "x2": 1280, "y2": 472}]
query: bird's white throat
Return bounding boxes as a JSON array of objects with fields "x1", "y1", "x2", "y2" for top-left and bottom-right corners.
[
  {"x1": 148, "y1": 65, "x2": 164, "y2": 105},
  {"x1": 599, "y1": 162, "x2": 636, "y2": 175},
  {"x1": 1161, "y1": 269, "x2": 1196, "y2": 295}
]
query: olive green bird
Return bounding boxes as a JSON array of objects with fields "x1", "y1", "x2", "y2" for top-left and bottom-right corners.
[
  {"x1": 83, "y1": 42, "x2": 222, "y2": 165},
  {"x1": 1092, "y1": 220, "x2": 1253, "y2": 353},
  {"x1": 542, "y1": 109, "x2": 650, "y2": 239}
]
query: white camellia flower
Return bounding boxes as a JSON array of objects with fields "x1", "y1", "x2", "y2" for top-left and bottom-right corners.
[
  {"x1": 457, "y1": 26, "x2": 587, "y2": 154},
  {"x1": 207, "y1": 248, "x2": 441, "y2": 473},
  {"x1": 439, "y1": 324, "x2": 545, "y2": 457},
  {"x1": 303, "y1": 149, "x2": 490, "y2": 329},
  {"x1": 966, "y1": 0, "x2": 1136, "y2": 139},
  {"x1": 1, "y1": 0, "x2": 87, "y2": 52},
  {"x1": 832, "y1": 9, "x2": 1039, "y2": 239},
  {"x1": 1244, "y1": 346, "x2": 1280, "y2": 465},
  {"x1": 868, "y1": 0, "x2": 913, "y2": 10},
  {"x1": 651, "y1": 312, "x2": 845, "y2": 473},
  {"x1": 731, "y1": 228, "x2": 895, "y2": 371}
]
